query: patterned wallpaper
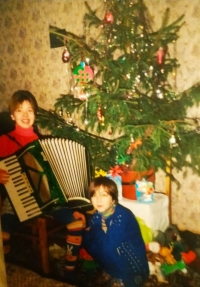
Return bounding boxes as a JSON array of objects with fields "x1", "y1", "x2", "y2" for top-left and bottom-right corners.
[
  {"x1": 1, "y1": 0, "x2": 200, "y2": 233},
  {"x1": 0, "y1": 0, "x2": 99, "y2": 111}
]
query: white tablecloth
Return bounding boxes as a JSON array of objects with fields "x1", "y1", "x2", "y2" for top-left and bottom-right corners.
[{"x1": 119, "y1": 192, "x2": 169, "y2": 233}]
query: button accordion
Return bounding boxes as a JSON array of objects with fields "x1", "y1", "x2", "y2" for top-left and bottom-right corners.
[{"x1": 0, "y1": 138, "x2": 92, "y2": 222}]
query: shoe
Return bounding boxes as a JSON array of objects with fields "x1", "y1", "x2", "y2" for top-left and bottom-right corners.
[{"x1": 3, "y1": 244, "x2": 11, "y2": 254}]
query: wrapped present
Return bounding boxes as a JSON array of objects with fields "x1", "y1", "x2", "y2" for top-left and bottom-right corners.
[
  {"x1": 106, "y1": 174, "x2": 122, "y2": 200},
  {"x1": 106, "y1": 165, "x2": 123, "y2": 200},
  {"x1": 122, "y1": 169, "x2": 155, "y2": 200},
  {"x1": 135, "y1": 179, "x2": 154, "y2": 203}
]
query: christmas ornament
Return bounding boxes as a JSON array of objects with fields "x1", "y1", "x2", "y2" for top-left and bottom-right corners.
[
  {"x1": 117, "y1": 156, "x2": 130, "y2": 165},
  {"x1": 58, "y1": 107, "x2": 63, "y2": 117},
  {"x1": 73, "y1": 82, "x2": 89, "y2": 101},
  {"x1": 104, "y1": 11, "x2": 114, "y2": 24},
  {"x1": 66, "y1": 112, "x2": 73, "y2": 124},
  {"x1": 95, "y1": 169, "x2": 107, "y2": 178},
  {"x1": 169, "y1": 135, "x2": 176, "y2": 144},
  {"x1": 108, "y1": 128, "x2": 113, "y2": 135},
  {"x1": 144, "y1": 126, "x2": 154, "y2": 137},
  {"x1": 97, "y1": 107, "x2": 105, "y2": 125},
  {"x1": 79, "y1": 89, "x2": 88, "y2": 101},
  {"x1": 84, "y1": 118, "x2": 89, "y2": 125},
  {"x1": 156, "y1": 88, "x2": 163, "y2": 99},
  {"x1": 156, "y1": 47, "x2": 165, "y2": 64},
  {"x1": 169, "y1": 135, "x2": 178, "y2": 147},
  {"x1": 73, "y1": 62, "x2": 94, "y2": 83},
  {"x1": 126, "y1": 137, "x2": 142, "y2": 154},
  {"x1": 126, "y1": 135, "x2": 134, "y2": 154},
  {"x1": 62, "y1": 47, "x2": 70, "y2": 63}
]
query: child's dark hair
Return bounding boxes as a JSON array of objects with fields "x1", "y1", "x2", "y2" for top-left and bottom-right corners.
[
  {"x1": 9, "y1": 90, "x2": 38, "y2": 114},
  {"x1": 89, "y1": 176, "x2": 118, "y2": 203}
]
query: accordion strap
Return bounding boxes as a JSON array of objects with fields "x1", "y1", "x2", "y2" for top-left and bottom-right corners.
[{"x1": 0, "y1": 134, "x2": 23, "y2": 200}]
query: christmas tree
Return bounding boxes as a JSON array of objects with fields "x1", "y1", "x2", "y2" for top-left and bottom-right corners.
[{"x1": 37, "y1": 0, "x2": 200, "y2": 180}]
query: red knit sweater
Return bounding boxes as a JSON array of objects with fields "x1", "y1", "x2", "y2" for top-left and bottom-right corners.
[{"x1": 0, "y1": 124, "x2": 38, "y2": 158}]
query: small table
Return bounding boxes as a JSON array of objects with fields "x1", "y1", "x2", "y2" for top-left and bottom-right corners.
[{"x1": 119, "y1": 193, "x2": 169, "y2": 242}]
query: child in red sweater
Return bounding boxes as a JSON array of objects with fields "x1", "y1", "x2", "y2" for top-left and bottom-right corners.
[{"x1": 0, "y1": 90, "x2": 86, "y2": 285}]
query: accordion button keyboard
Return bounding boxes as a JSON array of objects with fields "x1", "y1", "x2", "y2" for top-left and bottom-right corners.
[{"x1": 0, "y1": 155, "x2": 42, "y2": 222}]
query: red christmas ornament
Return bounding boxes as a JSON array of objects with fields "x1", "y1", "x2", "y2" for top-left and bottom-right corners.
[
  {"x1": 97, "y1": 107, "x2": 103, "y2": 121},
  {"x1": 97, "y1": 107, "x2": 105, "y2": 125},
  {"x1": 108, "y1": 128, "x2": 113, "y2": 135},
  {"x1": 156, "y1": 47, "x2": 165, "y2": 64},
  {"x1": 62, "y1": 47, "x2": 70, "y2": 63},
  {"x1": 104, "y1": 11, "x2": 114, "y2": 24}
]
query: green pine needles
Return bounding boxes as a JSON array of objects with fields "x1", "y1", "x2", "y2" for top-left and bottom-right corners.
[{"x1": 37, "y1": 0, "x2": 200, "y2": 181}]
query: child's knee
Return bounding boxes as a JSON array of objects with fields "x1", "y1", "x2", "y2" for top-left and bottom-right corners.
[
  {"x1": 2, "y1": 231, "x2": 11, "y2": 254},
  {"x1": 2, "y1": 231, "x2": 10, "y2": 241}
]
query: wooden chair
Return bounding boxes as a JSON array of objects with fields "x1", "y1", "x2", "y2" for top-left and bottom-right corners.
[
  {"x1": 0, "y1": 191, "x2": 65, "y2": 274},
  {"x1": 13, "y1": 216, "x2": 65, "y2": 274}
]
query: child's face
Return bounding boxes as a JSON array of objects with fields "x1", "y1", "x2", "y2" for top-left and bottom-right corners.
[
  {"x1": 91, "y1": 185, "x2": 115, "y2": 213},
  {"x1": 11, "y1": 100, "x2": 35, "y2": 129}
]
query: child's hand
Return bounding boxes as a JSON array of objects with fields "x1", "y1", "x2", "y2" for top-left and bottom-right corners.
[
  {"x1": 73, "y1": 211, "x2": 86, "y2": 228},
  {"x1": 0, "y1": 168, "x2": 10, "y2": 184}
]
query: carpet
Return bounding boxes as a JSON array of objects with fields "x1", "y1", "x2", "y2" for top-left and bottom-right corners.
[
  {"x1": 5, "y1": 260, "x2": 200, "y2": 287},
  {"x1": 4, "y1": 229, "x2": 200, "y2": 287},
  {"x1": 6, "y1": 262, "x2": 76, "y2": 287}
]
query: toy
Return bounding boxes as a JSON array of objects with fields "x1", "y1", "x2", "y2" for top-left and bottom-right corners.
[
  {"x1": 153, "y1": 230, "x2": 166, "y2": 246},
  {"x1": 49, "y1": 244, "x2": 65, "y2": 259},
  {"x1": 79, "y1": 248, "x2": 97, "y2": 270},
  {"x1": 181, "y1": 250, "x2": 196, "y2": 264},
  {"x1": 147, "y1": 251, "x2": 164, "y2": 265},
  {"x1": 164, "y1": 224, "x2": 181, "y2": 244},
  {"x1": 161, "y1": 260, "x2": 187, "y2": 276},
  {"x1": 147, "y1": 251, "x2": 166, "y2": 282},
  {"x1": 153, "y1": 224, "x2": 181, "y2": 246},
  {"x1": 146, "y1": 241, "x2": 161, "y2": 254},
  {"x1": 148, "y1": 261, "x2": 167, "y2": 283},
  {"x1": 169, "y1": 241, "x2": 185, "y2": 261},
  {"x1": 159, "y1": 246, "x2": 176, "y2": 265}
]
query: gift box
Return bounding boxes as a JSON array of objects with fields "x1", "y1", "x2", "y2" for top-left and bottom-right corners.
[
  {"x1": 135, "y1": 179, "x2": 154, "y2": 203},
  {"x1": 122, "y1": 169, "x2": 155, "y2": 200},
  {"x1": 106, "y1": 174, "x2": 122, "y2": 200}
]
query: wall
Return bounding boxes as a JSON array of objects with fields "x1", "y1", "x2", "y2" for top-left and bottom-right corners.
[
  {"x1": 0, "y1": 0, "x2": 99, "y2": 111},
  {"x1": 0, "y1": 0, "x2": 200, "y2": 233}
]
